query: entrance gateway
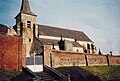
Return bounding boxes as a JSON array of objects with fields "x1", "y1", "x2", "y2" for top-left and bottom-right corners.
[{"x1": 26, "y1": 52, "x2": 43, "y2": 72}]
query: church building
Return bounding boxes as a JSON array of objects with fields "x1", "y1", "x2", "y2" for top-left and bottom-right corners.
[
  {"x1": 0, "y1": 0, "x2": 97, "y2": 70},
  {"x1": 14, "y1": 0, "x2": 96, "y2": 56}
]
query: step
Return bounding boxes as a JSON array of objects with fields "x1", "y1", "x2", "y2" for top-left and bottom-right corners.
[
  {"x1": 35, "y1": 71, "x2": 59, "y2": 81},
  {"x1": 40, "y1": 77, "x2": 58, "y2": 81},
  {"x1": 36, "y1": 72, "x2": 53, "y2": 78}
]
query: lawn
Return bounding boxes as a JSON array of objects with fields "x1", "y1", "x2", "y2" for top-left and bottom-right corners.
[{"x1": 56, "y1": 65, "x2": 120, "y2": 81}]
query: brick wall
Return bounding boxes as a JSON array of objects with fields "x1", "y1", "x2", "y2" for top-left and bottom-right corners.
[
  {"x1": 108, "y1": 56, "x2": 120, "y2": 65},
  {"x1": 52, "y1": 51, "x2": 86, "y2": 67},
  {"x1": 0, "y1": 34, "x2": 24, "y2": 71},
  {"x1": 22, "y1": 44, "x2": 26, "y2": 67},
  {"x1": 51, "y1": 50, "x2": 120, "y2": 68},
  {"x1": 87, "y1": 54, "x2": 108, "y2": 66}
]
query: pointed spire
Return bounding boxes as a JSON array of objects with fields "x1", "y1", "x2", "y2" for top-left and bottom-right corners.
[{"x1": 20, "y1": 0, "x2": 36, "y2": 16}]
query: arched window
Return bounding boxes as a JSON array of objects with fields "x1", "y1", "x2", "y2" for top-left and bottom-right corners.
[{"x1": 27, "y1": 21, "x2": 31, "y2": 28}]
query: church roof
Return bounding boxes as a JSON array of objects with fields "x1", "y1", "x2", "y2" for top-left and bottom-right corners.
[
  {"x1": 0, "y1": 24, "x2": 8, "y2": 34},
  {"x1": 20, "y1": 0, "x2": 36, "y2": 16},
  {"x1": 37, "y1": 38, "x2": 82, "y2": 47},
  {"x1": 38, "y1": 25, "x2": 93, "y2": 42}
]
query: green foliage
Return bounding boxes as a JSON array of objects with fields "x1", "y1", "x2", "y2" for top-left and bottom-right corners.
[
  {"x1": 56, "y1": 66, "x2": 120, "y2": 81},
  {"x1": 0, "y1": 70, "x2": 21, "y2": 81}
]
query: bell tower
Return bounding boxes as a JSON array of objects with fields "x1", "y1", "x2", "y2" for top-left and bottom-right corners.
[{"x1": 15, "y1": 0, "x2": 37, "y2": 57}]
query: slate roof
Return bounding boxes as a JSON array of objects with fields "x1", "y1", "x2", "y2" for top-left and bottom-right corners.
[
  {"x1": 0, "y1": 24, "x2": 8, "y2": 34},
  {"x1": 38, "y1": 25, "x2": 93, "y2": 42},
  {"x1": 20, "y1": 0, "x2": 36, "y2": 16},
  {"x1": 37, "y1": 38, "x2": 83, "y2": 47}
]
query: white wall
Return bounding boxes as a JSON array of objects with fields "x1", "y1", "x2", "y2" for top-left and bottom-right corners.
[
  {"x1": 26, "y1": 65, "x2": 43, "y2": 72},
  {"x1": 39, "y1": 35, "x2": 96, "y2": 53}
]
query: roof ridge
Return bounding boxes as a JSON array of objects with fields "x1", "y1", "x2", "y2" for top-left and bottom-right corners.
[{"x1": 38, "y1": 24, "x2": 93, "y2": 42}]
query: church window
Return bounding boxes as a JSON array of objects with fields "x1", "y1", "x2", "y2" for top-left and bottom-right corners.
[
  {"x1": 77, "y1": 49, "x2": 79, "y2": 52},
  {"x1": 29, "y1": 39, "x2": 31, "y2": 42},
  {"x1": 87, "y1": 43, "x2": 90, "y2": 49},
  {"x1": 33, "y1": 24, "x2": 35, "y2": 36},
  {"x1": 27, "y1": 21, "x2": 31, "y2": 28}
]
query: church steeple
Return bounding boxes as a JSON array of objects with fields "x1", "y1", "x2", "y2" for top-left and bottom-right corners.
[
  {"x1": 14, "y1": 0, "x2": 38, "y2": 57},
  {"x1": 20, "y1": 0, "x2": 36, "y2": 16}
]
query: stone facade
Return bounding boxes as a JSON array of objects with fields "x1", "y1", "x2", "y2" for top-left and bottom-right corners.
[
  {"x1": 15, "y1": 13, "x2": 37, "y2": 57},
  {"x1": 44, "y1": 45, "x2": 52, "y2": 67}
]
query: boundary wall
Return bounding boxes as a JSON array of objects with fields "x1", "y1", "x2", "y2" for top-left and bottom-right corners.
[
  {"x1": 0, "y1": 34, "x2": 25, "y2": 71},
  {"x1": 51, "y1": 50, "x2": 120, "y2": 67}
]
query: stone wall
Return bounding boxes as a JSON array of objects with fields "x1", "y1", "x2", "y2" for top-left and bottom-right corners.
[
  {"x1": 0, "y1": 34, "x2": 24, "y2": 71},
  {"x1": 51, "y1": 50, "x2": 120, "y2": 68},
  {"x1": 44, "y1": 45, "x2": 52, "y2": 67},
  {"x1": 16, "y1": 13, "x2": 37, "y2": 57}
]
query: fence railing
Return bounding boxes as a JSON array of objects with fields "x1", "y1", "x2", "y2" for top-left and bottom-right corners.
[{"x1": 44, "y1": 65, "x2": 69, "y2": 81}]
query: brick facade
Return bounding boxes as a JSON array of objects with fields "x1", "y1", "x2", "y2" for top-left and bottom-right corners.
[
  {"x1": 51, "y1": 50, "x2": 120, "y2": 68},
  {"x1": 0, "y1": 34, "x2": 24, "y2": 71},
  {"x1": 108, "y1": 56, "x2": 120, "y2": 65},
  {"x1": 87, "y1": 54, "x2": 108, "y2": 66},
  {"x1": 52, "y1": 51, "x2": 86, "y2": 67}
]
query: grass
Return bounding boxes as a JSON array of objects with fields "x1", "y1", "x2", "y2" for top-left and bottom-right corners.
[
  {"x1": 0, "y1": 70, "x2": 21, "y2": 81},
  {"x1": 80, "y1": 66, "x2": 120, "y2": 81},
  {"x1": 56, "y1": 66, "x2": 120, "y2": 81}
]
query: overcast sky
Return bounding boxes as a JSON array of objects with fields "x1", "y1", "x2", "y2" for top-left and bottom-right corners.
[{"x1": 0, "y1": 0, "x2": 120, "y2": 55}]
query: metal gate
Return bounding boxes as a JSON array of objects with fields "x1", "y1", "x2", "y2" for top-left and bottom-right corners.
[{"x1": 26, "y1": 55, "x2": 43, "y2": 72}]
